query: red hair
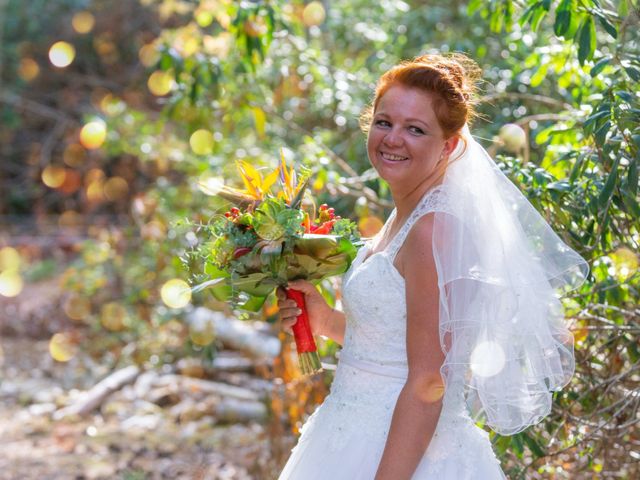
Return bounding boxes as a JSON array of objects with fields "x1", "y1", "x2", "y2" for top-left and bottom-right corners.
[{"x1": 362, "y1": 53, "x2": 481, "y2": 140}]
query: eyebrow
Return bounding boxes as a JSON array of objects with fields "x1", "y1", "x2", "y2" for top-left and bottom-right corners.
[{"x1": 375, "y1": 112, "x2": 432, "y2": 130}]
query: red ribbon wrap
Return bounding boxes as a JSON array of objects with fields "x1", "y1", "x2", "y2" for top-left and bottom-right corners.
[{"x1": 286, "y1": 288, "x2": 317, "y2": 354}]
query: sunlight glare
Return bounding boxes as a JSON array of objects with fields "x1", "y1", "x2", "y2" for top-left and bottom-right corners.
[{"x1": 470, "y1": 341, "x2": 506, "y2": 378}]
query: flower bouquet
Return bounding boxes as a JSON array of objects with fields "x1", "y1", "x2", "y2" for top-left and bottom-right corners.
[{"x1": 189, "y1": 153, "x2": 361, "y2": 374}]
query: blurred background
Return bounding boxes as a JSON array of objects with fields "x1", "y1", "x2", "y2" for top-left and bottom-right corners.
[{"x1": 0, "y1": 0, "x2": 638, "y2": 479}]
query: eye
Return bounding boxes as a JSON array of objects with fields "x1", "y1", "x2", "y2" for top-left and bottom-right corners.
[
  {"x1": 374, "y1": 119, "x2": 391, "y2": 128},
  {"x1": 409, "y1": 126, "x2": 425, "y2": 135}
]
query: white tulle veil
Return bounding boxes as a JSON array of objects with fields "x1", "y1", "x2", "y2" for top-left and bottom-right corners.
[{"x1": 433, "y1": 125, "x2": 589, "y2": 435}]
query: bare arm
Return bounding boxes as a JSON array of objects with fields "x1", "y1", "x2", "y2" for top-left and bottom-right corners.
[
  {"x1": 374, "y1": 214, "x2": 445, "y2": 480},
  {"x1": 319, "y1": 307, "x2": 346, "y2": 345}
]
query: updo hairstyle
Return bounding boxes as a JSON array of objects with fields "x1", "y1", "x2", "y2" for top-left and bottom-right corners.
[{"x1": 361, "y1": 53, "x2": 482, "y2": 140}]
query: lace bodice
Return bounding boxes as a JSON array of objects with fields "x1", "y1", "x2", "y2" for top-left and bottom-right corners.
[{"x1": 341, "y1": 184, "x2": 455, "y2": 366}]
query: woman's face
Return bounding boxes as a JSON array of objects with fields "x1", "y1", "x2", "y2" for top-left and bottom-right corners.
[{"x1": 366, "y1": 85, "x2": 458, "y2": 195}]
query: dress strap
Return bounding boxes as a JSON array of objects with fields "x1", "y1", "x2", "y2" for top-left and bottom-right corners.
[{"x1": 386, "y1": 185, "x2": 451, "y2": 261}]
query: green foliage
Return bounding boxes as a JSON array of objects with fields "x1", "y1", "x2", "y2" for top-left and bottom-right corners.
[{"x1": 2, "y1": 0, "x2": 639, "y2": 476}]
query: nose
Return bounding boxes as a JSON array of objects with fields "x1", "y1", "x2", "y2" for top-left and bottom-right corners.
[{"x1": 383, "y1": 128, "x2": 403, "y2": 147}]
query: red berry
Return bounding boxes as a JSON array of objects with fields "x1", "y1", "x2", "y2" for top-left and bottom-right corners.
[{"x1": 319, "y1": 204, "x2": 328, "y2": 211}]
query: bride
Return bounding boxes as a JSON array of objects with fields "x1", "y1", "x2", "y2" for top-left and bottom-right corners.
[{"x1": 276, "y1": 53, "x2": 589, "y2": 479}]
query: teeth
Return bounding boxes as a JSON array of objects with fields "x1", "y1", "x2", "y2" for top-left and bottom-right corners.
[{"x1": 381, "y1": 152, "x2": 408, "y2": 162}]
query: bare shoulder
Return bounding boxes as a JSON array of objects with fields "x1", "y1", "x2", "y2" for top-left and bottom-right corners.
[
  {"x1": 394, "y1": 214, "x2": 437, "y2": 281},
  {"x1": 403, "y1": 213, "x2": 436, "y2": 260}
]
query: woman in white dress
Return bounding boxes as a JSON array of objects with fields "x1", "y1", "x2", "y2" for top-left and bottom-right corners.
[{"x1": 276, "y1": 53, "x2": 588, "y2": 480}]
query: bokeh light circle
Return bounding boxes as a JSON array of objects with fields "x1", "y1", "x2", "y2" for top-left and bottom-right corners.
[
  {"x1": 59, "y1": 210, "x2": 82, "y2": 229},
  {"x1": 498, "y1": 123, "x2": 527, "y2": 153},
  {"x1": 0, "y1": 247, "x2": 21, "y2": 271},
  {"x1": 72, "y1": 11, "x2": 95, "y2": 34},
  {"x1": 195, "y1": 10, "x2": 214, "y2": 27},
  {"x1": 49, "y1": 333, "x2": 77, "y2": 362},
  {"x1": 139, "y1": 44, "x2": 160, "y2": 68},
  {"x1": 161, "y1": 279, "x2": 192, "y2": 308},
  {"x1": 64, "y1": 295, "x2": 91, "y2": 321},
  {"x1": 100, "y1": 302, "x2": 126, "y2": 331},
  {"x1": 42, "y1": 166, "x2": 66, "y2": 188},
  {"x1": 189, "y1": 129, "x2": 215, "y2": 155},
  {"x1": 0, "y1": 270, "x2": 23, "y2": 297},
  {"x1": 58, "y1": 169, "x2": 82, "y2": 195},
  {"x1": 49, "y1": 41, "x2": 76, "y2": 68},
  {"x1": 416, "y1": 372, "x2": 445, "y2": 403},
  {"x1": 189, "y1": 321, "x2": 216, "y2": 346},
  {"x1": 63, "y1": 143, "x2": 86, "y2": 167},
  {"x1": 302, "y1": 2, "x2": 326, "y2": 26},
  {"x1": 147, "y1": 70, "x2": 174, "y2": 96},
  {"x1": 80, "y1": 121, "x2": 107, "y2": 149},
  {"x1": 103, "y1": 177, "x2": 129, "y2": 200},
  {"x1": 470, "y1": 341, "x2": 506, "y2": 378},
  {"x1": 18, "y1": 58, "x2": 39, "y2": 81},
  {"x1": 610, "y1": 247, "x2": 638, "y2": 280},
  {"x1": 358, "y1": 216, "x2": 384, "y2": 238}
]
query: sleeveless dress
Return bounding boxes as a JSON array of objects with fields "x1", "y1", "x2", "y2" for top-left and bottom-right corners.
[{"x1": 278, "y1": 186, "x2": 507, "y2": 480}]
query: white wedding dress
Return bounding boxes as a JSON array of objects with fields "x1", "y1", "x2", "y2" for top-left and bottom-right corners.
[{"x1": 279, "y1": 186, "x2": 507, "y2": 479}]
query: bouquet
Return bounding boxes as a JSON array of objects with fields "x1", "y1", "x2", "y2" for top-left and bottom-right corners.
[{"x1": 189, "y1": 153, "x2": 361, "y2": 374}]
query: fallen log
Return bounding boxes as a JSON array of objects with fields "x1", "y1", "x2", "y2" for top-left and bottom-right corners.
[
  {"x1": 54, "y1": 365, "x2": 140, "y2": 420},
  {"x1": 216, "y1": 397, "x2": 268, "y2": 423},
  {"x1": 187, "y1": 307, "x2": 281, "y2": 359},
  {"x1": 153, "y1": 374, "x2": 262, "y2": 402}
]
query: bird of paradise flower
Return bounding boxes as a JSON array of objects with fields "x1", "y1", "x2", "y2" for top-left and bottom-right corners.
[{"x1": 199, "y1": 149, "x2": 308, "y2": 210}]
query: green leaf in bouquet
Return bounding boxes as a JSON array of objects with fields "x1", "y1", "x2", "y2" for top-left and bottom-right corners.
[
  {"x1": 293, "y1": 234, "x2": 358, "y2": 262},
  {"x1": 254, "y1": 199, "x2": 305, "y2": 240},
  {"x1": 200, "y1": 262, "x2": 232, "y2": 301},
  {"x1": 289, "y1": 253, "x2": 347, "y2": 280},
  {"x1": 237, "y1": 294, "x2": 268, "y2": 312},
  {"x1": 293, "y1": 234, "x2": 343, "y2": 258},
  {"x1": 331, "y1": 218, "x2": 361, "y2": 243},
  {"x1": 287, "y1": 253, "x2": 327, "y2": 275},
  {"x1": 289, "y1": 235, "x2": 359, "y2": 280},
  {"x1": 191, "y1": 277, "x2": 226, "y2": 293},
  {"x1": 204, "y1": 261, "x2": 229, "y2": 278},
  {"x1": 230, "y1": 272, "x2": 281, "y2": 297}
]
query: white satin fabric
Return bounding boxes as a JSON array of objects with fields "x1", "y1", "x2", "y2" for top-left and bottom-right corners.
[{"x1": 279, "y1": 187, "x2": 507, "y2": 479}]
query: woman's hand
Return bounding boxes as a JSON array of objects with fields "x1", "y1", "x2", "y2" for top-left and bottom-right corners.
[{"x1": 276, "y1": 279, "x2": 333, "y2": 337}]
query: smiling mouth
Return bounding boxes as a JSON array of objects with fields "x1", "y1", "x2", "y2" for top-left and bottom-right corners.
[{"x1": 380, "y1": 152, "x2": 408, "y2": 162}]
